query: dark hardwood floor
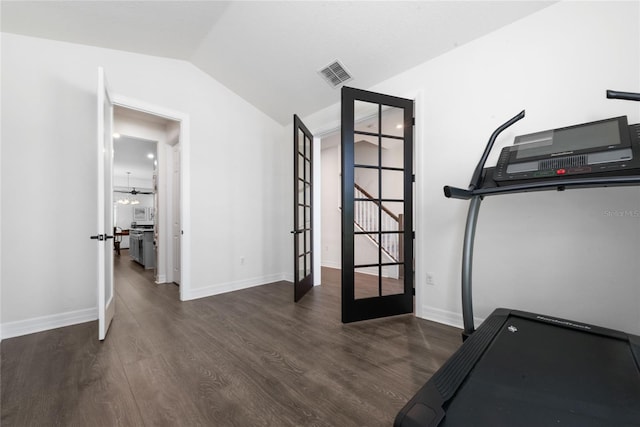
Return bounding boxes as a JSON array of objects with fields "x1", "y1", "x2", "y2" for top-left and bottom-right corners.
[{"x1": 1, "y1": 251, "x2": 461, "y2": 426}]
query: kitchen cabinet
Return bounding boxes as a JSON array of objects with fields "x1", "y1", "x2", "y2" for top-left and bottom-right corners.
[{"x1": 129, "y1": 229, "x2": 155, "y2": 269}]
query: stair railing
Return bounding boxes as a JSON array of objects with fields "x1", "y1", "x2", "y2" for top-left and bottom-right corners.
[{"x1": 354, "y1": 183, "x2": 400, "y2": 262}]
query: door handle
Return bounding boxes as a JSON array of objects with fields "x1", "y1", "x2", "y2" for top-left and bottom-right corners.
[
  {"x1": 90, "y1": 234, "x2": 114, "y2": 241},
  {"x1": 290, "y1": 230, "x2": 303, "y2": 234}
]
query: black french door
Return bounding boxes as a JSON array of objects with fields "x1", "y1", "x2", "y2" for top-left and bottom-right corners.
[
  {"x1": 341, "y1": 87, "x2": 414, "y2": 323},
  {"x1": 292, "y1": 115, "x2": 314, "y2": 302}
]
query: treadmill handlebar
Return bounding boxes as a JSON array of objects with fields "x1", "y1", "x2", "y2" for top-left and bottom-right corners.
[
  {"x1": 443, "y1": 185, "x2": 473, "y2": 200},
  {"x1": 468, "y1": 110, "x2": 526, "y2": 191},
  {"x1": 606, "y1": 89, "x2": 640, "y2": 102}
]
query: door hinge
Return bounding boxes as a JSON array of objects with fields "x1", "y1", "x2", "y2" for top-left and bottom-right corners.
[
  {"x1": 412, "y1": 117, "x2": 415, "y2": 126},
  {"x1": 412, "y1": 231, "x2": 415, "y2": 239},
  {"x1": 412, "y1": 174, "x2": 416, "y2": 183}
]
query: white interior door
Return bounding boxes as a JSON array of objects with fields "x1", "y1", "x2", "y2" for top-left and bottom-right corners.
[
  {"x1": 96, "y1": 66, "x2": 115, "y2": 340},
  {"x1": 172, "y1": 144, "x2": 181, "y2": 284}
]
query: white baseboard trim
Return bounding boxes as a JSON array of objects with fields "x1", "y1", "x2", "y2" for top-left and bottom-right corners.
[
  {"x1": 321, "y1": 260, "x2": 341, "y2": 270},
  {"x1": 1, "y1": 307, "x2": 98, "y2": 340},
  {"x1": 182, "y1": 273, "x2": 289, "y2": 301},
  {"x1": 155, "y1": 274, "x2": 167, "y2": 284},
  {"x1": 419, "y1": 304, "x2": 486, "y2": 330}
]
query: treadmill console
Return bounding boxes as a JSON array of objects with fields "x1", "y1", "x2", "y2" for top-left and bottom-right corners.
[{"x1": 493, "y1": 116, "x2": 640, "y2": 184}]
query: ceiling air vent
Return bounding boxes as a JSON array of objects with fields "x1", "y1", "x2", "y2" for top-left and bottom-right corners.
[{"x1": 318, "y1": 60, "x2": 352, "y2": 88}]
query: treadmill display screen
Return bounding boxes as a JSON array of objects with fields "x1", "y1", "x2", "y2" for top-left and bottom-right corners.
[{"x1": 513, "y1": 117, "x2": 626, "y2": 160}]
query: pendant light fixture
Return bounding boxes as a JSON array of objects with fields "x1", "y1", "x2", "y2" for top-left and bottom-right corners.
[{"x1": 116, "y1": 172, "x2": 140, "y2": 205}]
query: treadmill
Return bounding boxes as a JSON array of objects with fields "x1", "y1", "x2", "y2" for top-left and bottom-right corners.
[{"x1": 394, "y1": 90, "x2": 640, "y2": 427}]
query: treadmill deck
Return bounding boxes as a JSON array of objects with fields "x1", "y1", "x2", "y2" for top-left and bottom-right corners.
[{"x1": 395, "y1": 309, "x2": 640, "y2": 427}]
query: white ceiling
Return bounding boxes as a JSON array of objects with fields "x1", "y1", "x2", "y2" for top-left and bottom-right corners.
[
  {"x1": 1, "y1": 1, "x2": 555, "y2": 125},
  {"x1": 113, "y1": 135, "x2": 157, "y2": 184},
  {"x1": 113, "y1": 106, "x2": 173, "y2": 184}
]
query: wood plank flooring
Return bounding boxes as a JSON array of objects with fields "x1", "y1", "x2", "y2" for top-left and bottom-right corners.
[{"x1": 1, "y1": 251, "x2": 461, "y2": 426}]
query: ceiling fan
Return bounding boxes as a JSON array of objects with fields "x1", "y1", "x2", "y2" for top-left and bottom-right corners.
[
  {"x1": 114, "y1": 187, "x2": 153, "y2": 195},
  {"x1": 115, "y1": 172, "x2": 153, "y2": 205}
]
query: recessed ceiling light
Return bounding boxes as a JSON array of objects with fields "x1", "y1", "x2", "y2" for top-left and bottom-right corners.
[
  {"x1": 396, "y1": 124, "x2": 403, "y2": 129},
  {"x1": 113, "y1": 133, "x2": 121, "y2": 138},
  {"x1": 147, "y1": 153, "x2": 154, "y2": 159}
]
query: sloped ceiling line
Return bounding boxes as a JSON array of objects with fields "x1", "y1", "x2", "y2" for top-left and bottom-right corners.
[{"x1": 1, "y1": 1, "x2": 556, "y2": 125}]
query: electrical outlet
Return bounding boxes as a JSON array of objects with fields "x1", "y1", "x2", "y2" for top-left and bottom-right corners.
[{"x1": 426, "y1": 272, "x2": 435, "y2": 286}]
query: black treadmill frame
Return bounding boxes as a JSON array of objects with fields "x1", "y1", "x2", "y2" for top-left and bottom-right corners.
[
  {"x1": 395, "y1": 90, "x2": 640, "y2": 426},
  {"x1": 445, "y1": 110, "x2": 640, "y2": 338}
]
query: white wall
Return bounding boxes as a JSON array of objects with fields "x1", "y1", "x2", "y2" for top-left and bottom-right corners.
[
  {"x1": 304, "y1": 1, "x2": 640, "y2": 334},
  {"x1": 0, "y1": 33, "x2": 289, "y2": 337},
  {"x1": 321, "y1": 140, "x2": 341, "y2": 269}
]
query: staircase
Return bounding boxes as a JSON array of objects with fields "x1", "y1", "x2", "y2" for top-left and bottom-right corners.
[{"x1": 353, "y1": 183, "x2": 401, "y2": 263}]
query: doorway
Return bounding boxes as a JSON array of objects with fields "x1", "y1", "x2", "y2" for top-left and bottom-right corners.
[{"x1": 113, "y1": 106, "x2": 181, "y2": 288}]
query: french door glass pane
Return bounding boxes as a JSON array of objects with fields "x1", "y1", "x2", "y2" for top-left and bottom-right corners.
[
  {"x1": 305, "y1": 253, "x2": 311, "y2": 276},
  {"x1": 298, "y1": 154, "x2": 305, "y2": 181},
  {"x1": 305, "y1": 158, "x2": 311, "y2": 182},
  {"x1": 383, "y1": 201, "x2": 404, "y2": 225},
  {"x1": 354, "y1": 135, "x2": 379, "y2": 166},
  {"x1": 304, "y1": 135, "x2": 311, "y2": 159},
  {"x1": 304, "y1": 184, "x2": 311, "y2": 207},
  {"x1": 354, "y1": 234, "x2": 380, "y2": 266},
  {"x1": 381, "y1": 169, "x2": 404, "y2": 200},
  {"x1": 354, "y1": 168, "x2": 378, "y2": 196},
  {"x1": 379, "y1": 232, "x2": 402, "y2": 263},
  {"x1": 298, "y1": 129, "x2": 305, "y2": 154},
  {"x1": 354, "y1": 200, "x2": 379, "y2": 232},
  {"x1": 354, "y1": 101, "x2": 379, "y2": 133},
  {"x1": 380, "y1": 106, "x2": 405, "y2": 137},
  {"x1": 354, "y1": 267, "x2": 379, "y2": 300},
  {"x1": 297, "y1": 233, "x2": 304, "y2": 256},
  {"x1": 381, "y1": 274, "x2": 404, "y2": 296},
  {"x1": 380, "y1": 137, "x2": 404, "y2": 168}
]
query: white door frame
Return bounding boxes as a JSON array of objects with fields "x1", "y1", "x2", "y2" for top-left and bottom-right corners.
[{"x1": 111, "y1": 93, "x2": 191, "y2": 301}]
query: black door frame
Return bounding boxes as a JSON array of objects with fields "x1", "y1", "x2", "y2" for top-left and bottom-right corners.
[{"x1": 341, "y1": 87, "x2": 414, "y2": 323}]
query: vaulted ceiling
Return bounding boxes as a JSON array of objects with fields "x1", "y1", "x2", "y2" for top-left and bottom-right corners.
[{"x1": 1, "y1": 1, "x2": 555, "y2": 125}]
